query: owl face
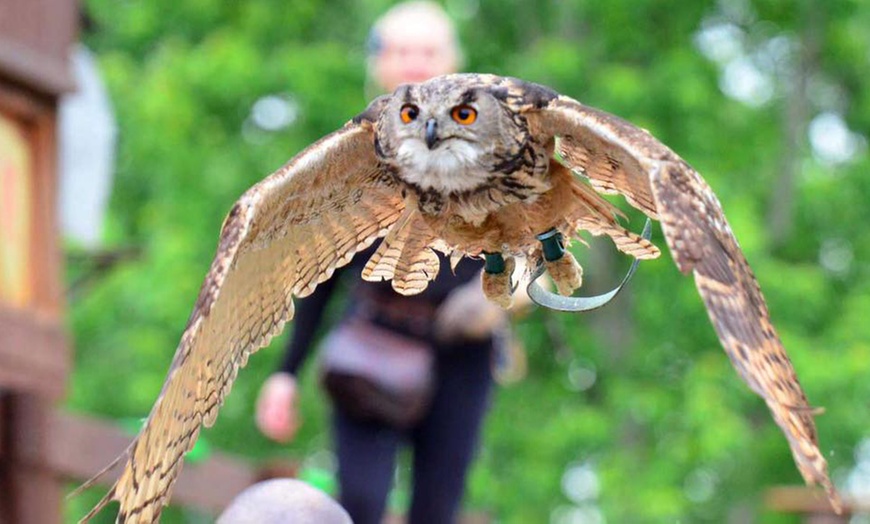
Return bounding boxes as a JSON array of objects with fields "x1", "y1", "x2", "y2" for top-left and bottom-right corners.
[{"x1": 375, "y1": 76, "x2": 528, "y2": 195}]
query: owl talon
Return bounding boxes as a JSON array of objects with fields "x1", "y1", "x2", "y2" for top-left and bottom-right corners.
[
  {"x1": 537, "y1": 229, "x2": 582, "y2": 296},
  {"x1": 482, "y1": 253, "x2": 515, "y2": 309},
  {"x1": 545, "y1": 251, "x2": 583, "y2": 296}
]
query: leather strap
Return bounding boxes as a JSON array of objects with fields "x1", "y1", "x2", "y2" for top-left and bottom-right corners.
[{"x1": 527, "y1": 219, "x2": 652, "y2": 312}]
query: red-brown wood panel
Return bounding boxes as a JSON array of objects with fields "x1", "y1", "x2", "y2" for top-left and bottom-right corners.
[
  {"x1": 0, "y1": 0, "x2": 78, "y2": 95},
  {"x1": 0, "y1": 305, "x2": 68, "y2": 399}
]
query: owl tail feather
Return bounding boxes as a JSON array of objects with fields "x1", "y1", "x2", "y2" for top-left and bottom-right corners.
[{"x1": 361, "y1": 207, "x2": 443, "y2": 295}]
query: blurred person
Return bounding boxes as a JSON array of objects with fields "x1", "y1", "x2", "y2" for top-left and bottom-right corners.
[
  {"x1": 218, "y1": 478, "x2": 351, "y2": 524},
  {"x1": 255, "y1": 3, "x2": 507, "y2": 523},
  {"x1": 363, "y1": 1, "x2": 462, "y2": 99}
]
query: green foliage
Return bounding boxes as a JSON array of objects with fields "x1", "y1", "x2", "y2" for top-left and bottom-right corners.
[{"x1": 68, "y1": 0, "x2": 870, "y2": 522}]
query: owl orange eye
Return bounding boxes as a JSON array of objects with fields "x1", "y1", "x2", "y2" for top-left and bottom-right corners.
[
  {"x1": 451, "y1": 105, "x2": 477, "y2": 125},
  {"x1": 400, "y1": 104, "x2": 419, "y2": 124}
]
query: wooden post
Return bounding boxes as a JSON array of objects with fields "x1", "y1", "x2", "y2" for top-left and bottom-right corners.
[
  {"x1": 1, "y1": 396, "x2": 64, "y2": 524},
  {"x1": 0, "y1": 1, "x2": 77, "y2": 522}
]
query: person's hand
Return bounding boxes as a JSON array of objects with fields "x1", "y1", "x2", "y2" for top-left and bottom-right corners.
[
  {"x1": 255, "y1": 372, "x2": 301, "y2": 443},
  {"x1": 434, "y1": 278, "x2": 506, "y2": 343}
]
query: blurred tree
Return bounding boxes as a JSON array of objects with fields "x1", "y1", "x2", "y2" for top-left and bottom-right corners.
[{"x1": 67, "y1": 0, "x2": 870, "y2": 522}]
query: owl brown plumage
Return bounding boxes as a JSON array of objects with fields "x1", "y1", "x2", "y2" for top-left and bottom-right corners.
[{"x1": 79, "y1": 74, "x2": 840, "y2": 522}]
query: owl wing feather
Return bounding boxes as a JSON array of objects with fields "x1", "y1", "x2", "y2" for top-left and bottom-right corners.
[
  {"x1": 78, "y1": 119, "x2": 404, "y2": 523},
  {"x1": 525, "y1": 94, "x2": 841, "y2": 510}
]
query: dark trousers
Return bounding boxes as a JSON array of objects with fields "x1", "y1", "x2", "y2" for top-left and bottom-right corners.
[{"x1": 332, "y1": 341, "x2": 493, "y2": 524}]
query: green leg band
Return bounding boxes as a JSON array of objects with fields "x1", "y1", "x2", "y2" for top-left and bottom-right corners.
[
  {"x1": 537, "y1": 229, "x2": 566, "y2": 262},
  {"x1": 484, "y1": 252, "x2": 506, "y2": 274}
]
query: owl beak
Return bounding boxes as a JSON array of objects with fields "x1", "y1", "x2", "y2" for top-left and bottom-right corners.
[{"x1": 425, "y1": 118, "x2": 439, "y2": 149}]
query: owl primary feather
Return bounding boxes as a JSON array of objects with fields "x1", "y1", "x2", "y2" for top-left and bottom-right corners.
[{"x1": 79, "y1": 73, "x2": 840, "y2": 521}]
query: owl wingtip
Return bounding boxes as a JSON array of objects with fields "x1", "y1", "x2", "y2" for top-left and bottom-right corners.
[
  {"x1": 822, "y1": 481, "x2": 844, "y2": 515},
  {"x1": 76, "y1": 486, "x2": 117, "y2": 523}
]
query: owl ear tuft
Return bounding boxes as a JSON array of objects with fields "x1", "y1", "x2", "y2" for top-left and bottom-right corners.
[
  {"x1": 487, "y1": 78, "x2": 558, "y2": 112},
  {"x1": 353, "y1": 94, "x2": 392, "y2": 125}
]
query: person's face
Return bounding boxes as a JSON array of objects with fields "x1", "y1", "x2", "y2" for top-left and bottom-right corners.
[{"x1": 373, "y1": 22, "x2": 458, "y2": 92}]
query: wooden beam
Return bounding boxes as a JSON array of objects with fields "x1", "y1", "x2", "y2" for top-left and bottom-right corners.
[
  {"x1": 0, "y1": 40, "x2": 74, "y2": 97},
  {"x1": 51, "y1": 411, "x2": 259, "y2": 516},
  {"x1": 28, "y1": 91, "x2": 65, "y2": 316},
  {"x1": 765, "y1": 486, "x2": 864, "y2": 517},
  {"x1": 0, "y1": 0, "x2": 77, "y2": 96},
  {"x1": 0, "y1": 306, "x2": 68, "y2": 399}
]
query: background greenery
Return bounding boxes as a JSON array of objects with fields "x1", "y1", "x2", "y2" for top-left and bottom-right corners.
[{"x1": 66, "y1": 0, "x2": 870, "y2": 522}]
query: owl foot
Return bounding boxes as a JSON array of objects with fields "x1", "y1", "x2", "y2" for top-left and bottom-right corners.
[
  {"x1": 482, "y1": 253, "x2": 515, "y2": 309},
  {"x1": 545, "y1": 251, "x2": 583, "y2": 296},
  {"x1": 537, "y1": 229, "x2": 583, "y2": 296}
]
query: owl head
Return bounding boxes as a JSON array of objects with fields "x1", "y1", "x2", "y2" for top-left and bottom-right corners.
[{"x1": 371, "y1": 74, "x2": 530, "y2": 195}]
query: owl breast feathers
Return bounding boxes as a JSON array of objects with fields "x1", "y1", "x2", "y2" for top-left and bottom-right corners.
[{"x1": 77, "y1": 73, "x2": 841, "y2": 522}]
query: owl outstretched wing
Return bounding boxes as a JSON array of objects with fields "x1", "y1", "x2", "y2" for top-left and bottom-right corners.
[
  {"x1": 77, "y1": 111, "x2": 404, "y2": 523},
  {"x1": 523, "y1": 93, "x2": 841, "y2": 510}
]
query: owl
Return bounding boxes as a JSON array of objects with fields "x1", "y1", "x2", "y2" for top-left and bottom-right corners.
[{"x1": 78, "y1": 74, "x2": 840, "y2": 522}]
